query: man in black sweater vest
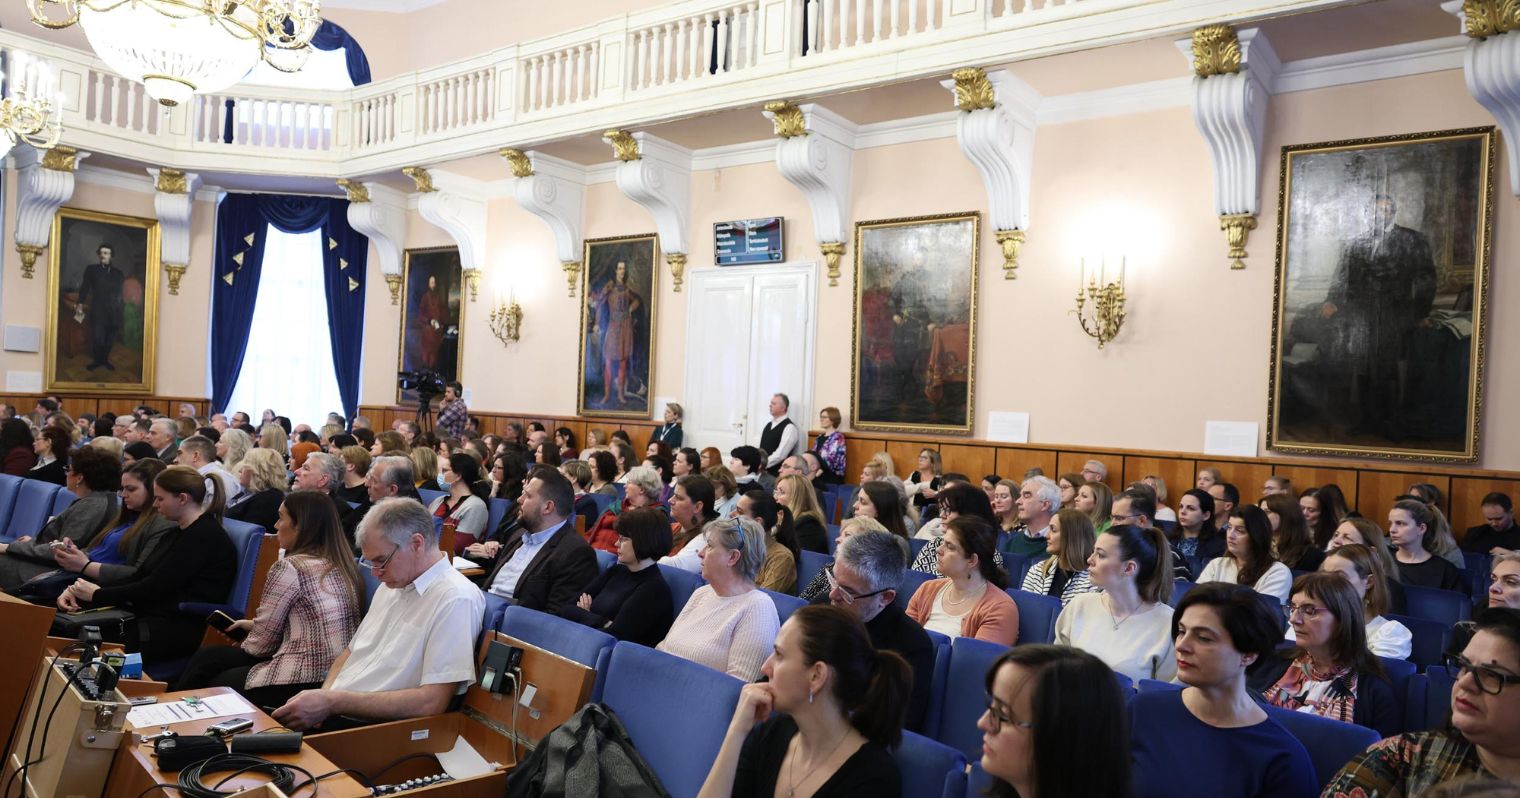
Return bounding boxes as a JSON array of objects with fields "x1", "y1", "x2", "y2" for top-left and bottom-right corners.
[{"x1": 758, "y1": 393, "x2": 798, "y2": 477}]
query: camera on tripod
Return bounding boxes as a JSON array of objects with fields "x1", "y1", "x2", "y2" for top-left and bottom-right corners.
[{"x1": 397, "y1": 369, "x2": 446, "y2": 401}]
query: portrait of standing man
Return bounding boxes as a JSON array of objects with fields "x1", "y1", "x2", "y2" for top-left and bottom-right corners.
[{"x1": 46, "y1": 208, "x2": 160, "y2": 394}]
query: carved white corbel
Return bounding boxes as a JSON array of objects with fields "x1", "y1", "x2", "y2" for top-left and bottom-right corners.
[
  {"x1": 1176, "y1": 26, "x2": 1280, "y2": 270},
  {"x1": 940, "y1": 68, "x2": 1039, "y2": 280},
  {"x1": 13, "y1": 146, "x2": 88, "y2": 278},
  {"x1": 147, "y1": 167, "x2": 201, "y2": 295},
  {"x1": 403, "y1": 165, "x2": 488, "y2": 301},
  {"x1": 338, "y1": 179, "x2": 409, "y2": 305},
  {"x1": 499, "y1": 148, "x2": 587, "y2": 297},
  {"x1": 1444, "y1": 0, "x2": 1520, "y2": 195},
  {"x1": 760, "y1": 101, "x2": 856, "y2": 287},
  {"x1": 602, "y1": 130, "x2": 692, "y2": 291}
]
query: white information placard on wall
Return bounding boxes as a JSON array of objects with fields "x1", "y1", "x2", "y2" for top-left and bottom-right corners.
[
  {"x1": 1204, "y1": 421, "x2": 1259, "y2": 457},
  {"x1": 987, "y1": 412, "x2": 1030, "y2": 444}
]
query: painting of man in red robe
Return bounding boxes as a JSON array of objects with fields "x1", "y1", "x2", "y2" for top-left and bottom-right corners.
[
  {"x1": 399, "y1": 247, "x2": 463, "y2": 403},
  {"x1": 579, "y1": 234, "x2": 658, "y2": 417}
]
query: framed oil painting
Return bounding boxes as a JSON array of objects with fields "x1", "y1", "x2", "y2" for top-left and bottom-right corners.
[
  {"x1": 578, "y1": 233, "x2": 658, "y2": 418},
  {"x1": 1267, "y1": 126, "x2": 1494, "y2": 463},
  {"x1": 397, "y1": 246, "x2": 464, "y2": 404},
  {"x1": 851, "y1": 211, "x2": 980, "y2": 434},
  {"x1": 46, "y1": 208, "x2": 160, "y2": 394}
]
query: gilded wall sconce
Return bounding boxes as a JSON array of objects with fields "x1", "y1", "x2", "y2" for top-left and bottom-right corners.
[
  {"x1": 1073, "y1": 256, "x2": 1127, "y2": 349},
  {"x1": 489, "y1": 293, "x2": 523, "y2": 345}
]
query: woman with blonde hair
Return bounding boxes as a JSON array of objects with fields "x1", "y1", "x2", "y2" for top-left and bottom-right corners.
[
  {"x1": 1331, "y1": 518, "x2": 1401, "y2": 582},
  {"x1": 217, "y1": 427, "x2": 253, "y2": 473},
  {"x1": 89, "y1": 435, "x2": 125, "y2": 460},
  {"x1": 228, "y1": 448, "x2": 290, "y2": 533},
  {"x1": 1021, "y1": 509, "x2": 1100, "y2": 606},
  {"x1": 1074, "y1": 481, "x2": 1114, "y2": 532},
  {"x1": 1144, "y1": 474, "x2": 1177, "y2": 524},
  {"x1": 774, "y1": 473, "x2": 828, "y2": 553},
  {"x1": 258, "y1": 423, "x2": 289, "y2": 461},
  {"x1": 906, "y1": 448, "x2": 944, "y2": 519},
  {"x1": 410, "y1": 445, "x2": 439, "y2": 490}
]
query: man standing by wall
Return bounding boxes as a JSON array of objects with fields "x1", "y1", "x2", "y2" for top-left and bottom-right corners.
[
  {"x1": 758, "y1": 393, "x2": 798, "y2": 477},
  {"x1": 436, "y1": 382, "x2": 467, "y2": 439}
]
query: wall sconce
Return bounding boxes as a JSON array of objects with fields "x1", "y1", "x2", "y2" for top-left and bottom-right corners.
[
  {"x1": 1073, "y1": 256, "x2": 1126, "y2": 349},
  {"x1": 462, "y1": 268, "x2": 482, "y2": 302},
  {"x1": 489, "y1": 292, "x2": 523, "y2": 345}
]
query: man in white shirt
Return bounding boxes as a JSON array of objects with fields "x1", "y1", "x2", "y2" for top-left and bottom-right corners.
[
  {"x1": 272, "y1": 498, "x2": 484, "y2": 730},
  {"x1": 483, "y1": 468, "x2": 597, "y2": 614},
  {"x1": 175, "y1": 435, "x2": 244, "y2": 505},
  {"x1": 757, "y1": 393, "x2": 798, "y2": 476}
]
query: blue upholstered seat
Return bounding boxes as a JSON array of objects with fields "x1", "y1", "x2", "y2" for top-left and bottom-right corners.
[
  {"x1": 761, "y1": 588, "x2": 806, "y2": 624},
  {"x1": 500, "y1": 605, "x2": 617, "y2": 702},
  {"x1": 180, "y1": 520, "x2": 265, "y2": 618},
  {"x1": 657, "y1": 563, "x2": 703, "y2": 617},
  {"x1": 893, "y1": 730, "x2": 966, "y2": 798},
  {"x1": 0, "y1": 474, "x2": 21, "y2": 541},
  {"x1": 1403, "y1": 584, "x2": 1473, "y2": 626},
  {"x1": 797, "y1": 549, "x2": 831, "y2": 593},
  {"x1": 1006, "y1": 589, "x2": 1061, "y2": 645},
  {"x1": 1263, "y1": 704, "x2": 1381, "y2": 790},
  {"x1": 6, "y1": 479, "x2": 61, "y2": 541},
  {"x1": 926, "y1": 636, "x2": 1008, "y2": 759},
  {"x1": 894, "y1": 568, "x2": 935, "y2": 611},
  {"x1": 50, "y1": 488, "x2": 77, "y2": 516},
  {"x1": 1386, "y1": 613, "x2": 1451, "y2": 669}
]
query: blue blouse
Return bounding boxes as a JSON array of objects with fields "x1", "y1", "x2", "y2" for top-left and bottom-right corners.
[
  {"x1": 86, "y1": 520, "x2": 134, "y2": 565},
  {"x1": 1130, "y1": 689, "x2": 1318, "y2": 798}
]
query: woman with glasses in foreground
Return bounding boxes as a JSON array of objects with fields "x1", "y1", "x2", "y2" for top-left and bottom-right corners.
[{"x1": 1324, "y1": 608, "x2": 1520, "y2": 796}]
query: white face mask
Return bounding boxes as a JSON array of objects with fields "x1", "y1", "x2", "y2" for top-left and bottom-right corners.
[{"x1": 437, "y1": 474, "x2": 451, "y2": 490}]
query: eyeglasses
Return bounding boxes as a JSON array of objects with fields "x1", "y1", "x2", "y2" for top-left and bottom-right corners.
[
  {"x1": 823, "y1": 566, "x2": 890, "y2": 605},
  {"x1": 982, "y1": 694, "x2": 1033, "y2": 733},
  {"x1": 1444, "y1": 653, "x2": 1520, "y2": 695},
  {"x1": 1282, "y1": 603, "x2": 1328, "y2": 620},
  {"x1": 359, "y1": 541, "x2": 401, "y2": 573}
]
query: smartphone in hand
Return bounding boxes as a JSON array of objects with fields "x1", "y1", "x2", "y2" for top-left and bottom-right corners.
[{"x1": 207, "y1": 610, "x2": 248, "y2": 642}]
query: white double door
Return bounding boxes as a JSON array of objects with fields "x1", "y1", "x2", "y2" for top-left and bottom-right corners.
[{"x1": 683, "y1": 262, "x2": 817, "y2": 457}]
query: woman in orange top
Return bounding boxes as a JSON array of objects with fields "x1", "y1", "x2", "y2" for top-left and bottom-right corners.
[{"x1": 906, "y1": 516, "x2": 1019, "y2": 645}]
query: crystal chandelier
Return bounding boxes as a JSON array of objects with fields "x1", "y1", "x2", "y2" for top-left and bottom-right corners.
[
  {"x1": 0, "y1": 52, "x2": 63, "y2": 160},
  {"x1": 27, "y1": 0, "x2": 321, "y2": 108}
]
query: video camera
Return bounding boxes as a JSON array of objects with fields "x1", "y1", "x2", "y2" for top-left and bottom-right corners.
[{"x1": 397, "y1": 369, "x2": 446, "y2": 400}]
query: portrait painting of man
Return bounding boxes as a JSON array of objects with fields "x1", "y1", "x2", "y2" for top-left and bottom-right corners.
[
  {"x1": 46, "y1": 208, "x2": 159, "y2": 394},
  {"x1": 1269, "y1": 127, "x2": 1494, "y2": 463},
  {"x1": 579, "y1": 234, "x2": 658, "y2": 418},
  {"x1": 852, "y1": 212, "x2": 979, "y2": 434},
  {"x1": 398, "y1": 247, "x2": 463, "y2": 404}
]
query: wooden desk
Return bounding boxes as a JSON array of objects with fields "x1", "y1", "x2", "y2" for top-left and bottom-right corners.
[
  {"x1": 104, "y1": 687, "x2": 369, "y2": 798},
  {"x1": 0, "y1": 594, "x2": 55, "y2": 755}
]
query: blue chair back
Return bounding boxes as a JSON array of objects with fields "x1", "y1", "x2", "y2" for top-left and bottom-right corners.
[
  {"x1": 1263, "y1": 704, "x2": 1381, "y2": 790},
  {"x1": 589, "y1": 493, "x2": 617, "y2": 517},
  {"x1": 1463, "y1": 552, "x2": 1492, "y2": 603},
  {"x1": 798, "y1": 550, "x2": 831, "y2": 592},
  {"x1": 600, "y1": 642, "x2": 743, "y2": 798},
  {"x1": 1385, "y1": 613, "x2": 1451, "y2": 669},
  {"x1": 6, "y1": 479, "x2": 61, "y2": 541},
  {"x1": 0, "y1": 474, "x2": 21, "y2": 539},
  {"x1": 762, "y1": 589, "x2": 806, "y2": 623},
  {"x1": 928, "y1": 636, "x2": 1009, "y2": 759},
  {"x1": 1006, "y1": 589, "x2": 1061, "y2": 645},
  {"x1": 482, "y1": 592, "x2": 511, "y2": 635},
  {"x1": 612, "y1": 483, "x2": 626, "y2": 502},
  {"x1": 357, "y1": 557, "x2": 381, "y2": 614},
  {"x1": 1403, "y1": 584, "x2": 1473, "y2": 626},
  {"x1": 1000, "y1": 553, "x2": 1035, "y2": 588},
  {"x1": 820, "y1": 492, "x2": 839, "y2": 525},
  {"x1": 417, "y1": 487, "x2": 446, "y2": 506},
  {"x1": 658, "y1": 564, "x2": 704, "y2": 617},
  {"x1": 894, "y1": 568, "x2": 936, "y2": 611},
  {"x1": 486, "y1": 497, "x2": 512, "y2": 533},
  {"x1": 892, "y1": 731, "x2": 966, "y2": 798},
  {"x1": 1170, "y1": 579, "x2": 1197, "y2": 606},
  {"x1": 825, "y1": 523, "x2": 841, "y2": 554},
  {"x1": 1137, "y1": 678, "x2": 1182, "y2": 693},
  {"x1": 1404, "y1": 673, "x2": 1430, "y2": 732},
  {"x1": 50, "y1": 489, "x2": 77, "y2": 516},
  {"x1": 500, "y1": 605, "x2": 617, "y2": 702},
  {"x1": 1378, "y1": 656, "x2": 1416, "y2": 731},
  {"x1": 909, "y1": 537, "x2": 929, "y2": 560},
  {"x1": 594, "y1": 549, "x2": 616, "y2": 574},
  {"x1": 961, "y1": 763, "x2": 996, "y2": 798},
  {"x1": 180, "y1": 521, "x2": 265, "y2": 618},
  {"x1": 1421, "y1": 665, "x2": 1456, "y2": 729}
]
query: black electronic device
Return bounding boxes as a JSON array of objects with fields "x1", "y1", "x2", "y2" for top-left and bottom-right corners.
[
  {"x1": 207, "y1": 609, "x2": 249, "y2": 642},
  {"x1": 479, "y1": 640, "x2": 524, "y2": 695},
  {"x1": 153, "y1": 734, "x2": 226, "y2": 771},
  {"x1": 230, "y1": 731, "x2": 304, "y2": 755}
]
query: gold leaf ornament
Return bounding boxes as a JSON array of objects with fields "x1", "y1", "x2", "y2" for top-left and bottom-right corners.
[
  {"x1": 951, "y1": 68, "x2": 996, "y2": 112},
  {"x1": 1191, "y1": 25, "x2": 1242, "y2": 78},
  {"x1": 499, "y1": 148, "x2": 535, "y2": 178},
  {"x1": 763, "y1": 101, "x2": 808, "y2": 138},
  {"x1": 1464, "y1": 0, "x2": 1520, "y2": 37},
  {"x1": 603, "y1": 130, "x2": 641, "y2": 162}
]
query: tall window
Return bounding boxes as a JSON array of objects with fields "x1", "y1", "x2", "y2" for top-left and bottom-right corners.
[{"x1": 225, "y1": 225, "x2": 343, "y2": 428}]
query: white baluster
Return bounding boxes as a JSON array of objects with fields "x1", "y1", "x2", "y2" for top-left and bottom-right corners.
[
  {"x1": 698, "y1": 14, "x2": 714, "y2": 74},
  {"x1": 889, "y1": 0, "x2": 900, "y2": 37},
  {"x1": 573, "y1": 47, "x2": 587, "y2": 101},
  {"x1": 855, "y1": 0, "x2": 867, "y2": 44},
  {"x1": 871, "y1": 0, "x2": 884, "y2": 40},
  {"x1": 732, "y1": 8, "x2": 746, "y2": 68},
  {"x1": 749, "y1": 3, "x2": 760, "y2": 67},
  {"x1": 672, "y1": 20, "x2": 687, "y2": 82},
  {"x1": 716, "y1": 13, "x2": 730, "y2": 71},
  {"x1": 527, "y1": 57, "x2": 540, "y2": 111},
  {"x1": 658, "y1": 24, "x2": 672, "y2": 84},
  {"x1": 641, "y1": 29, "x2": 655, "y2": 87},
  {"x1": 142, "y1": 89, "x2": 155, "y2": 134},
  {"x1": 929, "y1": 0, "x2": 941, "y2": 28}
]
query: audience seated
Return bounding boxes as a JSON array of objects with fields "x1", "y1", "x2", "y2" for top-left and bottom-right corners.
[
  {"x1": 175, "y1": 490, "x2": 363, "y2": 707},
  {"x1": 1057, "y1": 523, "x2": 1177, "y2": 682},
  {"x1": 796, "y1": 517, "x2": 885, "y2": 602},
  {"x1": 217, "y1": 427, "x2": 253, "y2": 473},
  {"x1": 410, "y1": 446, "x2": 438, "y2": 490},
  {"x1": 558, "y1": 507, "x2": 675, "y2": 646},
  {"x1": 26, "y1": 426, "x2": 69, "y2": 485},
  {"x1": 1329, "y1": 517, "x2": 1401, "y2": 580},
  {"x1": 587, "y1": 450, "x2": 619, "y2": 498},
  {"x1": 906, "y1": 516, "x2": 1018, "y2": 645},
  {"x1": 698, "y1": 605, "x2": 909, "y2": 798},
  {"x1": 996, "y1": 476, "x2": 1060, "y2": 560},
  {"x1": 1145, "y1": 475, "x2": 1178, "y2": 524},
  {"x1": 1300, "y1": 488, "x2": 1340, "y2": 551},
  {"x1": 851, "y1": 480, "x2": 910, "y2": 541},
  {"x1": 1207, "y1": 482, "x2": 1240, "y2": 535},
  {"x1": 1262, "y1": 475, "x2": 1293, "y2": 498},
  {"x1": 911, "y1": 482, "x2": 996, "y2": 574},
  {"x1": 657, "y1": 516, "x2": 779, "y2": 681},
  {"x1": 666, "y1": 474, "x2": 719, "y2": 567},
  {"x1": 1021, "y1": 508, "x2": 1100, "y2": 606},
  {"x1": 1198, "y1": 505, "x2": 1294, "y2": 604},
  {"x1": 428, "y1": 453, "x2": 491, "y2": 555},
  {"x1": 0, "y1": 445, "x2": 122, "y2": 589},
  {"x1": 1075, "y1": 479, "x2": 1114, "y2": 534},
  {"x1": 1390, "y1": 499, "x2": 1464, "y2": 591},
  {"x1": 774, "y1": 474, "x2": 828, "y2": 554},
  {"x1": 59, "y1": 465, "x2": 237, "y2": 665},
  {"x1": 1260, "y1": 493, "x2": 1326, "y2": 573},
  {"x1": 1055, "y1": 472, "x2": 1085, "y2": 510},
  {"x1": 587, "y1": 465, "x2": 669, "y2": 553},
  {"x1": 611, "y1": 441, "x2": 638, "y2": 484},
  {"x1": 1463, "y1": 492, "x2": 1519, "y2": 556},
  {"x1": 557, "y1": 457, "x2": 598, "y2": 520},
  {"x1": 342, "y1": 455, "x2": 420, "y2": 540},
  {"x1": 176, "y1": 434, "x2": 245, "y2": 506},
  {"x1": 335, "y1": 445, "x2": 371, "y2": 504},
  {"x1": 0, "y1": 417, "x2": 34, "y2": 476},
  {"x1": 904, "y1": 448, "x2": 945, "y2": 521},
  {"x1": 738, "y1": 489, "x2": 800, "y2": 594},
  {"x1": 1168, "y1": 488, "x2": 1226, "y2": 579},
  {"x1": 1488, "y1": 553, "x2": 1520, "y2": 610},
  {"x1": 293, "y1": 452, "x2": 350, "y2": 520},
  {"x1": 120, "y1": 440, "x2": 154, "y2": 464},
  {"x1": 480, "y1": 467, "x2": 596, "y2": 616},
  {"x1": 1324, "y1": 608, "x2": 1520, "y2": 796},
  {"x1": 1251, "y1": 572, "x2": 1401, "y2": 737},
  {"x1": 1081, "y1": 459, "x2": 1108, "y2": 485},
  {"x1": 727, "y1": 445, "x2": 766, "y2": 493},
  {"x1": 1195, "y1": 467, "x2": 1222, "y2": 490},
  {"x1": 1306, "y1": 544, "x2": 1412, "y2": 660},
  {"x1": 270, "y1": 497, "x2": 484, "y2": 730},
  {"x1": 1131, "y1": 583, "x2": 1317, "y2": 798},
  {"x1": 980, "y1": 645, "x2": 1132, "y2": 798}
]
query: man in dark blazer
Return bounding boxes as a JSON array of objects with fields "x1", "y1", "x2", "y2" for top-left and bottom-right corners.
[
  {"x1": 483, "y1": 467, "x2": 597, "y2": 615},
  {"x1": 75, "y1": 244, "x2": 126, "y2": 371}
]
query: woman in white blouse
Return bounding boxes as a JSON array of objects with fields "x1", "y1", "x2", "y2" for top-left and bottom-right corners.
[
  {"x1": 1056, "y1": 524, "x2": 1177, "y2": 683},
  {"x1": 1198, "y1": 505, "x2": 1293, "y2": 604},
  {"x1": 1297, "y1": 544, "x2": 1412, "y2": 660},
  {"x1": 657, "y1": 516, "x2": 779, "y2": 681}
]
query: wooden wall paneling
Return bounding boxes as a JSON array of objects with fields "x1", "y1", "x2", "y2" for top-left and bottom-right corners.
[
  {"x1": 886, "y1": 441, "x2": 929, "y2": 479},
  {"x1": 1449, "y1": 477, "x2": 1520, "y2": 541},
  {"x1": 1272, "y1": 466, "x2": 1362, "y2": 498},
  {"x1": 565, "y1": 421, "x2": 589, "y2": 451},
  {"x1": 621, "y1": 422, "x2": 660, "y2": 449},
  {"x1": 940, "y1": 444, "x2": 997, "y2": 483},
  {"x1": 1199, "y1": 460, "x2": 1276, "y2": 502},
  {"x1": 1056, "y1": 450, "x2": 1123, "y2": 491},
  {"x1": 1121, "y1": 456, "x2": 1198, "y2": 506},
  {"x1": 996, "y1": 448, "x2": 1059, "y2": 484},
  {"x1": 844, "y1": 437, "x2": 887, "y2": 483},
  {"x1": 1356, "y1": 471, "x2": 1454, "y2": 523}
]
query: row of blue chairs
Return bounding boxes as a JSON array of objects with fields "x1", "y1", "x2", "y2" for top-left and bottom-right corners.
[{"x1": 0, "y1": 473, "x2": 77, "y2": 542}]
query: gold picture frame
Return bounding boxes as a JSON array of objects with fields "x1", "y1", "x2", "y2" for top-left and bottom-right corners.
[
  {"x1": 1266, "y1": 126, "x2": 1494, "y2": 463},
  {"x1": 45, "y1": 207, "x2": 161, "y2": 395},
  {"x1": 578, "y1": 233, "x2": 659, "y2": 418},
  {"x1": 396, "y1": 246, "x2": 466, "y2": 405},
  {"x1": 851, "y1": 211, "x2": 980, "y2": 435}
]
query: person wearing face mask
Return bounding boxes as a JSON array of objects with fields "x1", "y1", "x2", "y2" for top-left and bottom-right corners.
[
  {"x1": 1324, "y1": 608, "x2": 1520, "y2": 796},
  {"x1": 427, "y1": 453, "x2": 490, "y2": 556}
]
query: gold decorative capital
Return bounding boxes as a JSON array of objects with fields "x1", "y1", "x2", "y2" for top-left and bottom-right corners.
[
  {"x1": 665, "y1": 253, "x2": 688, "y2": 292},
  {"x1": 155, "y1": 168, "x2": 188, "y2": 194},
  {"x1": 994, "y1": 229, "x2": 1025, "y2": 280},
  {"x1": 164, "y1": 263, "x2": 188, "y2": 295},
  {"x1": 951, "y1": 68, "x2": 997, "y2": 112},
  {"x1": 819, "y1": 241, "x2": 845, "y2": 287},
  {"x1": 461, "y1": 268, "x2": 482, "y2": 301},
  {"x1": 384, "y1": 273, "x2": 403, "y2": 305},
  {"x1": 336, "y1": 178, "x2": 370, "y2": 203},
  {"x1": 41, "y1": 145, "x2": 79, "y2": 172},
  {"x1": 1462, "y1": 0, "x2": 1520, "y2": 37},
  {"x1": 499, "y1": 148, "x2": 534, "y2": 178},
  {"x1": 1191, "y1": 25, "x2": 1242, "y2": 78},
  {"x1": 562, "y1": 260, "x2": 581, "y2": 297},
  {"x1": 603, "y1": 130, "x2": 640, "y2": 162},
  {"x1": 16, "y1": 244, "x2": 43, "y2": 279},
  {"x1": 763, "y1": 101, "x2": 808, "y2": 138},
  {"x1": 402, "y1": 166, "x2": 436, "y2": 193},
  {"x1": 1220, "y1": 213, "x2": 1256, "y2": 270}
]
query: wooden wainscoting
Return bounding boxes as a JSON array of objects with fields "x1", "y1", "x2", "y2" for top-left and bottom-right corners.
[{"x1": 0, "y1": 393, "x2": 211, "y2": 420}]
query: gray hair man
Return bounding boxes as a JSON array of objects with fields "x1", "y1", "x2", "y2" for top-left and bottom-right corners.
[
  {"x1": 342, "y1": 455, "x2": 420, "y2": 539},
  {"x1": 148, "y1": 418, "x2": 178, "y2": 461},
  {"x1": 272, "y1": 498, "x2": 484, "y2": 730},
  {"x1": 295, "y1": 451, "x2": 349, "y2": 518}
]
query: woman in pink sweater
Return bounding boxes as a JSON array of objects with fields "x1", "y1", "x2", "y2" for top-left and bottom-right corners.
[{"x1": 907, "y1": 516, "x2": 1019, "y2": 645}]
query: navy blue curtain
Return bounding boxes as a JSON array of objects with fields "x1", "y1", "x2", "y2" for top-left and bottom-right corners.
[
  {"x1": 311, "y1": 21, "x2": 372, "y2": 86},
  {"x1": 210, "y1": 194, "x2": 369, "y2": 420}
]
